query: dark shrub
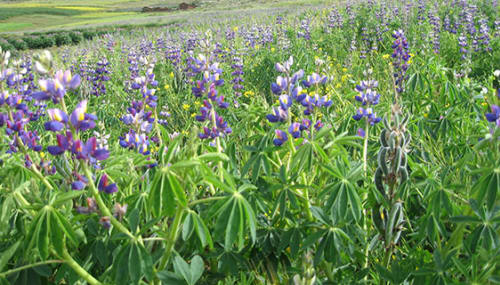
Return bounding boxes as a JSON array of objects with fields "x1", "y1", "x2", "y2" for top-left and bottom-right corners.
[{"x1": 54, "y1": 32, "x2": 72, "y2": 46}]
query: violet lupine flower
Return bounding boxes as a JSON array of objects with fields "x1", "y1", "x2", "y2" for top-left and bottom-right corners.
[
  {"x1": 119, "y1": 61, "x2": 159, "y2": 157},
  {"x1": 353, "y1": 107, "x2": 381, "y2": 125},
  {"x1": 458, "y1": 34, "x2": 468, "y2": 60},
  {"x1": 391, "y1": 30, "x2": 411, "y2": 95},
  {"x1": 288, "y1": 122, "x2": 301, "y2": 139},
  {"x1": 352, "y1": 71, "x2": 381, "y2": 126},
  {"x1": 191, "y1": 53, "x2": 232, "y2": 142},
  {"x1": 230, "y1": 55, "x2": 244, "y2": 100},
  {"x1": 485, "y1": 105, "x2": 500, "y2": 127},
  {"x1": 91, "y1": 59, "x2": 111, "y2": 97},
  {"x1": 273, "y1": 129, "x2": 288, "y2": 146},
  {"x1": 44, "y1": 100, "x2": 96, "y2": 133},
  {"x1": 119, "y1": 130, "x2": 151, "y2": 155},
  {"x1": 98, "y1": 173, "x2": 118, "y2": 194},
  {"x1": 32, "y1": 70, "x2": 81, "y2": 103},
  {"x1": 298, "y1": 19, "x2": 311, "y2": 40},
  {"x1": 75, "y1": 198, "x2": 98, "y2": 214},
  {"x1": 47, "y1": 132, "x2": 109, "y2": 162},
  {"x1": 354, "y1": 80, "x2": 380, "y2": 106}
]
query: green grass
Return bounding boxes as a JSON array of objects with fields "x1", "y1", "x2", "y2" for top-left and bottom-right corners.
[{"x1": 0, "y1": 7, "x2": 85, "y2": 21}]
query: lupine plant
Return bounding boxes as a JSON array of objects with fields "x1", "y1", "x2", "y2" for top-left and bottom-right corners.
[{"x1": 1, "y1": 1, "x2": 500, "y2": 284}]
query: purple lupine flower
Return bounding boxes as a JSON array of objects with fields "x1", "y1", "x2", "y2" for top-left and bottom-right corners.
[
  {"x1": 485, "y1": 105, "x2": 500, "y2": 127},
  {"x1": 32, "y1": 70, "x2": 81, "y2": 103},
  {"x1": 357, "y1": 128, "x2": 366, "y2": 138},
  {"x1": 44, "y1": 108, "x2": 68, "y2": 131},
  {"x1": 266, "y1": 107, "x2": 288, "y2": 123},
  {"x1": 391, "y1": 30, "x2": 411, "y2": 95},
  {"x1": 273, "y1": 129, "x2": 288, "y2": 146},
  {"x1": 288, "y1": 122, "x2": 301, "y2": 139},
  {"x1": 98, "y1": 173, "x2": 118, "y2": 194},
  {"x1": 69, "y1": 100, "x2": 96, "y2": 132}
]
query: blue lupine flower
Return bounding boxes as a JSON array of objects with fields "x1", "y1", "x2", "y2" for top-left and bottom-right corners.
[{"x1": 273, "y1": 129, "x2": 288, "y2": 146}]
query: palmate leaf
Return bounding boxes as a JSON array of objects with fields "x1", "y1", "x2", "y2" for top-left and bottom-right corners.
[
  {"x1": 114, "y1": 242, "x2": 154, "y2": 284},
  {"x1": 213, "y1": 183, "x2": 257, "y2": 251},
  {"x1": 323, "y1": 161, "x2": 363, "y2": 222}
]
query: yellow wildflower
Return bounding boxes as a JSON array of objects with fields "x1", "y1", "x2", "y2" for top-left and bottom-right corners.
[
  {"x1": 164, "y1": 84, "x2": 170, "y2": 90},
  {"x1": 169, "y1": 72, "x2": 174, "y2": 78},
  {"x1": 191, "y1": 113, "x2": 196, "y2": 118},
  {"x1": 182, "y1": 104, "x2": 190, "y2": 110},
  {"x1": 271, "y1": 47, "x2": 275, "y2": 52},
  {"x1": 382, "y1": 54, "x2": 390, "y2": 59},
  {"x1": 335, "y1": 83, "x2": 342, "y2": 89}
]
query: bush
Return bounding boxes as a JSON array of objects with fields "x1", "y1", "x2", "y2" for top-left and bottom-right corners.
[
  {"x1": 54, "y1": 32, "x2": 72, "y2": 46},
  {"x1": 0, "y1": 38, "x2": 14, "y2": 51},
  {"x1": 83, "y1": 30, "x2": 97, "y2": 40},
  {"x1": 7, "y1": 38, "x2": 27, "y2": 50},
  {"x1": 69, "y1": 31, "x2": 84, "y2": 44}
]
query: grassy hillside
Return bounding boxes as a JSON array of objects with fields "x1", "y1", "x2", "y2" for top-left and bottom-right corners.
[{"x1": 0, "y1": 0, "x2": 330, "y2": 33}]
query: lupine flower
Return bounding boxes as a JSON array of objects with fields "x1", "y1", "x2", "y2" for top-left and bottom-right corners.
[
  {"x1": 353, "y1": 107, "x2": 381, "y2": 125},
  {"x1": 391, "y1": 30, "x2": 411, "y2": 95},
  {"x1": 32, "y1": 70, "x2": 81, "y2": 103},
  {"x1": 190, "y1": 52, "x2": 231, "y2": 142},
  {"x1": 98, "y1": 173, "x2": 118, "y2": 194},
  {"x1": 485, "y1": 105, "x2": 500, "y2": 127},
  {"x1": 75, "y1": 198, "x2": 98, "y2": 214},
  {"x1": 355, "y1": 80, "x2": 380, "y2": 105},
  {"x1": 266, "y1": 107, "x2": 288, "y2": 123},
  {"x1": 288, "y1": 122, "x2": 301, "y2": 138},
  {"x1": 273, "y1": 129, "x2": 288, "y2": 146},
  {"x1": 357, "y1": 128, "x2": 366, "y2": 138},
  {"x1": 113, "y1": 203, "x2": 128, "y2": 220}
]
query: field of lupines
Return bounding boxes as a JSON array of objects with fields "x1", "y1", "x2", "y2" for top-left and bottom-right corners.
[{"x1": 0, "y1": 0, "x2": 499, "y2": 284}]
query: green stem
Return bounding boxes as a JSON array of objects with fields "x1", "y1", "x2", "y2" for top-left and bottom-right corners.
[
  {"x1": 210, "y1": 109, "x2": 224, "y2": 181},
  {"x1": 363, "y1": 120, "x2": 370, "y2": 174},
  {"x1": 82, "y1": 164, "x2": 136, "y2": 241},
  {"x1": 382, "y1": 246, "x2": 393, "y2": 269},
  {"x1": 157, "y1": 206, "x2": 185, "y2": 271},
  {"x1": 0, "y1": 260, "x2": 64, "y2": 278},
  {"x1": 301, "y1": 172, "x2": 313, "y2": 221},
  {"x1": 60, "y1": 249, "x2": 102, "y2": 285}
]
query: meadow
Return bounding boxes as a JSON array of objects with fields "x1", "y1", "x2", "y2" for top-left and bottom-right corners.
[{"x1": 0, "y1": 0, "x2": 500, "y2": 284}]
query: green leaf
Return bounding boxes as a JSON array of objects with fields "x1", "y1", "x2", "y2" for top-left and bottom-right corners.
[
  {"x1": 198, "y1": 152, "x2": 229, "y2": 162},
  {"x1": 138, "y1": 244, "x2": 154, "y2": 281},
  {"x1": 50, "y1": 211, "x2": 64, "y2": 255},
  {"x1": 53, "y1": 209, "x2": 78, "y2": 247},
  {"x1": 173, "y1": 256, "x2": 192, "y2": 285},
  {"x1": 128, "y1": 208, "x2": 140, "y2": 234},
  {"x1": 37, "y1": 209, "x2": 50, "y2": 260},
  {"x1": 169, "y1": 160, "x2": 200, "y2": 172},
  {"x1": 0, "y1": 240, "x2": 21, "y2": 272},
  {"x1": 182, "y1": 212, "x2": 194, "y2": 241},
  {"x1": 157, "y1": 270, "x2": 186, "y2": 285},
  {"x1": 168, "y1": 174, "x2": 187, "y2": 207},
  {"x1": 190, "y1": 255, "x2": 204, "y2": 285},
  {"x1": 115, "y1": 244, "x2": 131, "y2": 284},
  {"x1": 192, "y1": 212, "x2": 213, "y2": 249},
  {"x1": 128, "y1": 243, "x2": 141, "y2": 283},
  {"x1": 225, "y1": 200, "x2": 240, "y2": 249}
]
